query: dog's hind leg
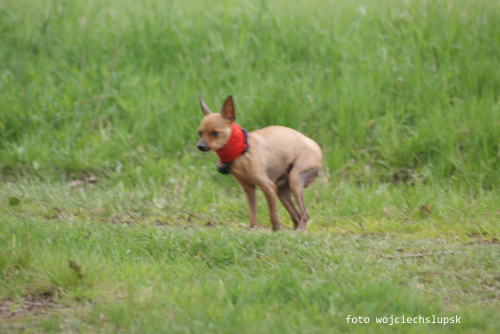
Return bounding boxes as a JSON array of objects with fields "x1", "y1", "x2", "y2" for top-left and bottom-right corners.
[
  {"x1": 277, "y1": 186, "x2": 301, "y2": 229},
  {"x1": 289, "y1": 166, "x2": 320, "y2": 230},
  {"x1": 278, "y1": 186, "x2": 300, "y2": 228}
]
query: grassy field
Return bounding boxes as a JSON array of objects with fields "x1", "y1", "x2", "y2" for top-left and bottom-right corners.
[
  {"x1": 1, "y1": 179, "x2": 499, "y2": 333},
  {"x1": 1, "y1": 0, "x2": 499, "y2": 185},
  {"x1": 1, "y1": 0, "x2": 499, "y2": 332}
]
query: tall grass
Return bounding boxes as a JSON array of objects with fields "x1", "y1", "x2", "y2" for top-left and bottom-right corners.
[{"x1": 0, "y1": 0, "x2": 499, "y2": 187}]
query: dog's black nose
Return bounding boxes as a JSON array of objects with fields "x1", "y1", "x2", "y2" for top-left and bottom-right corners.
[
  {"x1": 197, "y1": 144, "x2": 209, "y2": 152},
  {"x1": 197, "y1": 138, "x2": 210, "y2": 152}
]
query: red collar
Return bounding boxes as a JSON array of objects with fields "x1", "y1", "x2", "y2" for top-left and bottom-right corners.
[{"x1": 215, "y1": 123, "x2": 249, "y2": 163}]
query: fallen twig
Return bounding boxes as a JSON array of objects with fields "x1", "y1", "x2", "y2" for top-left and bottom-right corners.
[{"x1": 380, "y1": 250, "x2": 460, "y2": 259}]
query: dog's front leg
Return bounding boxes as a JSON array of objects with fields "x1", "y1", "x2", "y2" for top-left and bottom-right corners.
[
  {"x1": 259, "y1": 180, "x2": 280, "y2": 231},
  {"x1": 241, "y1": 183, "x2": 257, "y2": 228}
]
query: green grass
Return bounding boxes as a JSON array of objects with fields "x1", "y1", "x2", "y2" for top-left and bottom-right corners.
[
  {"x1": 1, "y1": 0, "x2": 500, "y2": 332},
  {"x1": 1, "y1": 217, "x2": 498, "y2": 333},
  {"x1": 1, "y1": 0, "x2": 499, "y2": 186},
  {"x1": 1, "y1": 178, "x2": 499, "y2": 332}
]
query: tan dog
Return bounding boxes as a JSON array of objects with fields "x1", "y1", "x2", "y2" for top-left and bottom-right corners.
[{"x1": 197, "y1": 95, "x2": 322, "y2": 231}]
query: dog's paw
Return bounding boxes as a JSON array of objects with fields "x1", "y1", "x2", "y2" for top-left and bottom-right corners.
[{"x1": 247, "y1": 224, "x2": 265, "y2": 230}]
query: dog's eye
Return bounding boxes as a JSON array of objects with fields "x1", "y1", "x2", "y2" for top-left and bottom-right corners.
[
  {"x1": 211, "y1": 130, "x2": 219, "y2": 137},
  {"x1": 197, "y1": 131, "x2": 202, "y2": 137}
]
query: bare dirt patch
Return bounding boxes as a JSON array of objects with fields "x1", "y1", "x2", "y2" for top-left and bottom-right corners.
[
  {"x1": 0, "y1": 295, "x2": 68, "y2": 320},
  {"x1": 466, "y1": 234, "x2": 500, "y2": 245}
]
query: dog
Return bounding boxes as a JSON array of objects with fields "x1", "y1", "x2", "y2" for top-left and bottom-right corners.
[{"x1": 196, "y1": 95, "x2": 322, "y2": 231}]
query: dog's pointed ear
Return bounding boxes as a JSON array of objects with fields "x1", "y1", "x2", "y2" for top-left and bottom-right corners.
[
  {"x1": 221, "y1": 95, "x2": 235, "y2": 122},
  {"x1": 199, "y1": 96, "x2": 212, "y2": 116}
]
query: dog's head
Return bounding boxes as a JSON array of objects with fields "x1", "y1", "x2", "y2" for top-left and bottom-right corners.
[{"x1": 196, "y1": 95, "x2": 235, "y2": 152}]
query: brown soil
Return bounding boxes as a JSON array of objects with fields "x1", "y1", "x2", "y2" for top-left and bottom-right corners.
[{"x1": 0, "y1": 295, "x2": 68, "y2": 320}]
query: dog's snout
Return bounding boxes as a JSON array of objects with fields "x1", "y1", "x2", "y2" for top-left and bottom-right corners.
[
  {"x1": 197, "y1": 140, "x2": 210, "y2": 152},
  {"x1": 197, "y1": 144, "x2": 209, "y2": 152}
]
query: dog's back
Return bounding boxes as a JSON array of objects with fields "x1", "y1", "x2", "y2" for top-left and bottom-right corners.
[
  {"x1": 251, "y1": 126, "x2": 321, "y2": 164},
  {"x1": 233, "y1": 126, "x2": 322, "y2": 189}
]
